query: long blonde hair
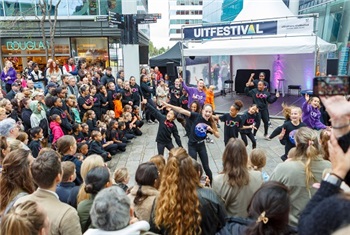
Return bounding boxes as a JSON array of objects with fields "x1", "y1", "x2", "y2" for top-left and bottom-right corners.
[
  {"x1": 155, "y1": 148, "x2": 202, "y2": 234},
  {"x1": 77, "y1": 155, "x2": 105, "y2": 203},
  {"x1": 293, "y1": 127, "x2": 321, "y2": 191}
]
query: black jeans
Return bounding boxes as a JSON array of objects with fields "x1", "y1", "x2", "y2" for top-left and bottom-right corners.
[
  {"x1": 157, "y1": 142, "x2": 174, "y2": 155},
  {"x1": 188, "y1": 142, "x2": 213, "y2": 184},
  {"x1": 254, "y1": 109, "x2": 270, "y2": 136},
  {"x1": 240, "y1": 132, "x2": 257, "y2": 149},
  {"x1": 269, "y1": 125, "x2": 283, "y2": 139}
]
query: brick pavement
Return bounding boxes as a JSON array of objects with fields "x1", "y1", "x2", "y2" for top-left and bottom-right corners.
[{"x1": 107, "y1": 117, "x2": 285, "y2": 186}]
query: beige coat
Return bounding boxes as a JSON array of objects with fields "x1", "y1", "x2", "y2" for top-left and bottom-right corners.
[
  {"x1": 128, "y1": 185, "x2": 159, "y2": 222},
  {"x1": 212, "y1": 170, "x2": 263, "y2": 218},
  {"x1": 270, "y1": 158, "x2": 331, "y2": 226},
  {"x1": 15, "y1": 188, "x2": 82, "y2": 235}
]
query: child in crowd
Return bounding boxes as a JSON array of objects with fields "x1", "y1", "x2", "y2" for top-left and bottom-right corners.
[
  {"x1": 132, "y1": 105, "x2": 144, "y2": 129},
  {"x1": 96, "y1": 120, "x2": 107, "y2": 132},
  {"x1": 28, "y1": 126, "x2": 43, "y2": 158},
  {"x1": 90, "y1": 85, "x2": 102, "y2": 120},
  {"x1": 88, "y1": 130, "x2": 111, "y2": 162},
  {"x1": 122, "y1": 112, "x2": 137, "y2": 140},
  {"x1": 302, "y1": 94, "x2": 327, "y2": 130},
  {"x1": 267, "y1": 103, "x2": 291, "y2": 140},
  {"x1": 249, "y1": 149, "x2": 269, "y2": 182},
  {"x1": 278, "y1": 106, "x2": 306, "y2": 161},
  {"x1": 117, "y1": 121, "x2": 130, "y2": 144},
  {"x1": 16, "y1": 131, "x2": 29, "y2": 146},
  {"x1": 107, "y1": 120, "x2": 127, "y2": 152},
  {"x1": 113, "y1": 167, "x2": 130, "y2": 193},
  {"x1": 76, "y1": 142, "x2": 89, "y2": 158},
  {"x1": 218, "y1": 100, "x2": 243, "y2": 146},
  {"x1": 184, "y1": 100, "x2": 201, "y2": 137},
  {"x1": 56, "y1": 161, "x2": 76, "y2": 203},
  {"x1": 240, "y1": 104, "x2": 259, "y2": 149},
  {"x1": 72, "y1": 123, "x2": 85, "y2": 143},
  {"x1": 204, "y1": 85, "x2": 216, "y2": 112},
  {"x1": 100, "y1": 128, "x2": 123, "y2": 155},
  {"x1": 113, "y1": 93, "x2": 123, "y2": 119},
  {"x1": 149, "y1": 155, "x2": 166, "y2": 188},
  {"x1": 81, "y1": 123, "x2": 90, "y2": 142},
  {"x1": 83, "y1": 110, "x2": 97, "y2": 134},
  {"x1": 50, "y1": 114, "x2": 64, "y2": 144},
  {"x1": 106, "y1": 110, "x2": 116, "y2": 121},
  {"x1": 68, "y1": 95, "x2": 81, "y2": 124}
]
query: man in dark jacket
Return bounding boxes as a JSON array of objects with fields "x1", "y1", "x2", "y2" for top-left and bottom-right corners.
[
  {"x1": 101, "y1": 67, "x2": 116, "y2": 86},
  {"x1": 5, "y1": 82, "x2": 20, "y2": 100}
]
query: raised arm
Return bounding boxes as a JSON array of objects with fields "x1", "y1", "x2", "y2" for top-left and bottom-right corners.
[{"x1": 162, "y1": 101, "x2": 191, "y2": 117}]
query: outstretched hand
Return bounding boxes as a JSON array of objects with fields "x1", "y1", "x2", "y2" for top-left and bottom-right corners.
[
  {"x1": 304, "y1": 93, "x2": 310, "y2": 102},
  {"x1": 328, "y1": 132, "x2": 350, "y2": 179}
]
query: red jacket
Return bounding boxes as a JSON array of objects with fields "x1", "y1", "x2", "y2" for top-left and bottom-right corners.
[{"x1": 50, "y1": 121, "x2": 64, "y2": 143}]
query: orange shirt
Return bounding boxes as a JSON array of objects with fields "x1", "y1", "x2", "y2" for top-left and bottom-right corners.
[
  {"x1": 113, "y1": 100, "x2": 123, "y2": 118},
  {"x1": 205, "y1": 89, "x2": 215, "y2": 110}
]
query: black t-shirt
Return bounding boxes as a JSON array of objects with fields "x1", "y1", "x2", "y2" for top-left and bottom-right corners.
[
  {"x1": 73, "y1": 132, "x2": 85, "y2": 143},
  {"x1": 188, "y1": 112, "x2": 212, "y2": 144},
  {"x1": 169, "y1": 85, "x2": 182, "y2": 106},
  {"x1": 219, "y1": 113, "x2": 241, "y2": 144},
  {"x1": 78, "y1": 95, "x2": 92, "y2": 114},
  {"x1": 281, "y1": 121, "x2": 306, "y2": 156},
  {"x1": 240, "y1": 111, "x2": 258, "y2": 134}
]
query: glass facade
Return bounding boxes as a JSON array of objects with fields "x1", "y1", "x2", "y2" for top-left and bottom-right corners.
[
  {"x1": 300, "y1": 0, "x2": 350, "y2": 75},
  {"x1": 0, "y1": 0, "x2": 122, "y2": 17},
  {"x1": 202, "y1": 0, "x2": 243, "y2": 23}
]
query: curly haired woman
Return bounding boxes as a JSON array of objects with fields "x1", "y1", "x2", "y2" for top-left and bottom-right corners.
[{"x1": 150, "y1": 147, "x2": 227, "y2": 235}]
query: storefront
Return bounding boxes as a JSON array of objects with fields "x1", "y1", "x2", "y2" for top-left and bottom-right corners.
[{"x1": 1, "y1": 37, "x2": 115, "y2": 72}]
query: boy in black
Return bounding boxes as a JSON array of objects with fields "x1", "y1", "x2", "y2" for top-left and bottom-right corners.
[{"x1": 28, "y1": 126, "x2": 43, "y2": 158}]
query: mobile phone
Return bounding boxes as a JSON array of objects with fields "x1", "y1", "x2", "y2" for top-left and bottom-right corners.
[{"x1": 313, "y1": 76, "x2": 350, "y2": 96}]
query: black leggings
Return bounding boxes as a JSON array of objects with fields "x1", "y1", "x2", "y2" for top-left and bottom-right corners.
[
  {"x1": 269, "y1": 125, "x2": 283, "y2": 139},
  {"x1": 240, "y1": 132, "x2": 257, "y2": 149},
  {"x1": 157, "y1": 142, "x2": 174, "y2": 155},
  {"x1": 188, "y1": 142, "x2": 213, "y2": 184},
  {"x1": 254, "y1": 109, "x2": 270, "y2": 136}
]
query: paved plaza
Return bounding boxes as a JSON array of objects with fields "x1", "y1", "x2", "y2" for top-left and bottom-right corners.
[{"x1": 107, "y1": 111, "x2": 285, "y2": 186}]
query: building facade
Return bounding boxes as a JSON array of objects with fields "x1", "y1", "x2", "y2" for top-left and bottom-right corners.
[
  {"x1": 169, "y1": 0, "x2": 203, "y2": 41},
  {"x1": 0, "y1": 0, "x2": 149, "y2": 73},
  {"x1": 299, "y1": 0, "x2": 350, "y2": 75}
]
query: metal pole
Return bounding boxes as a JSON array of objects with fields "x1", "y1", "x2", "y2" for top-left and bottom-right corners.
[{"x1": 181, "y1": 25, "x2": 186, "y2": 82}]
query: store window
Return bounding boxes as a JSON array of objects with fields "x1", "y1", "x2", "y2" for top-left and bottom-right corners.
[
  {"x1": 1, "y1": 38, "x2": 70, "y2": 72},
  {"x1": 71, "y1": 37, "x2": 109, "y2": 68}
]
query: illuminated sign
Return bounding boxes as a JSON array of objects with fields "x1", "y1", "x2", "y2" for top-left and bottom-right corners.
[{"x1": 6, "y1": 41, "x2": 50, "y2": 51}]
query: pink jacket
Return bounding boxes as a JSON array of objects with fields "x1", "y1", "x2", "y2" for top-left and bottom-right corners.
[{"x1": 50, "y1": 121, "x2": 64, "y2": 143}]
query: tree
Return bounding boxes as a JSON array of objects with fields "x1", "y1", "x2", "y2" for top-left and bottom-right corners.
[
  {"x1": 149, "y1": 41, "x2": 169, "y2": 57},
  {"x1": 37, "y1": 0, "x2": 62, "y2": 61}
]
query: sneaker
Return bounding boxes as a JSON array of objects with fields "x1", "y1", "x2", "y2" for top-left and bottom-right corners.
[
  {"x1": 147, "y1": 120, "x2": 154, "y2": 124},
  {"x1": 264, "y1": 135, "x2": 271, "y2": 141},
  {"x1": 268, "y1": 121, "x2": 273, "y2": 128},
  {"x1": 206, "y1": 136, "x2": 214, "y2": 144},
  {"x1": 153, "y1": 120, "x2": 159, "y2": 124}
]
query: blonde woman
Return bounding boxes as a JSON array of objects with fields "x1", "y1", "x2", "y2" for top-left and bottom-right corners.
[
  {"x1": 150, "y1": 147, "x2": 226, "y2": 235},
  {"x1": 270, "y1": 127, "x2": 331, "y2": 226}
]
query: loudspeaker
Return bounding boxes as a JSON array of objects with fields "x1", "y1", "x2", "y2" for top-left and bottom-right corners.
[
  {"x1": 166, "y1": 62, "x2": 177, "y2": 78},
  {"x1": 326, "y1": 59, "x2": 338, "y2": 75}
]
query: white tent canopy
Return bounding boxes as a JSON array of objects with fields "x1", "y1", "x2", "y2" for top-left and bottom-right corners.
[
  {"x1": 183, "y1": 36, "x2": 336, "y2": 56},
  {"x1": 183, "y1": 0, "x2": 337, "y2": 57}
]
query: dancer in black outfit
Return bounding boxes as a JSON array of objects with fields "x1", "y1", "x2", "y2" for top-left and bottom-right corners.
[
  {"x1": 162, "y1": 102, "x2": 219, "y2": 184},
  {"x1": 240, "y1": 104, "x2": 259, "y2": 149},
  {"x1": 245, "y1": 81, "x2": 279, "y2": 138},
  {"x1": 143, "y1": 99, "x2": 182, "y2": 155}
]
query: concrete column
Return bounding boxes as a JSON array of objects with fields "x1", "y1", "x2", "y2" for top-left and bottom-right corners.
[
  {"x1": 122, "y1": 0, "x2": 140, "y2": 83},
  {"x1": 289, "y1": 0, "x2": 300, "y2": 15}
]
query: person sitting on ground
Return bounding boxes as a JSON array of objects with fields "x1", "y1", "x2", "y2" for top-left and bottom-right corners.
[
  {"x1": 113, "y1": 167, "x2": 130, "y2": 193},
  {"x1": 56, "y1": 161, "x2": 77, "y2": 204},
  {"x1": 88, "y1": 130, "x2": 111, "y2": 162},
  {"x1": 128, "y1": 162, "x2": 160, "y2": 222},
  {"x1": 15, "y1": 150, "x2": 82, "y2": 235},
  {"x1": 0, "y1": 200, "x2": 50, "y2": 235},
  {"x1": 217, "y1": 181, "x2": 297, "y2": 235},
  {"x1": 84, "y1": 186, "x2": 151, "y2": 235}
]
